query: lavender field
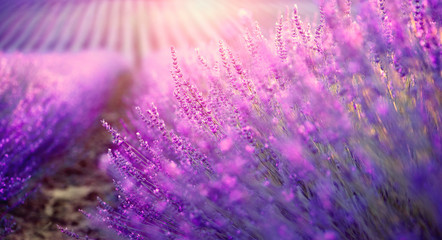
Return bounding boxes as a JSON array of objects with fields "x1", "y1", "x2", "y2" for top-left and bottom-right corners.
[{"x1": 1, "y1": 0, "x2": 441, "y2": 239}]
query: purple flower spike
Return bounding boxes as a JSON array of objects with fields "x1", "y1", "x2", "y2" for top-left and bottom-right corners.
[{"x1": 90, "y1": 1, "x2": 441, "y2": 239}]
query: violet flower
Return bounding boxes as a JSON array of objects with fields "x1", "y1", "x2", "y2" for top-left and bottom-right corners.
[{"x1": 84, "y1": 1, "x2": 441, "y2": 239}]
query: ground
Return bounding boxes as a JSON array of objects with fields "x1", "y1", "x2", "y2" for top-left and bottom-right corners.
[{"x1": 4, "y1": 71, "x2": 133, "y2": 240}]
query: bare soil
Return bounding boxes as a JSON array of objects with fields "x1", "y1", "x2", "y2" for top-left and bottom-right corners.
[{"x1": 3, "y1": 71, "x2": 134, "y2": 240}]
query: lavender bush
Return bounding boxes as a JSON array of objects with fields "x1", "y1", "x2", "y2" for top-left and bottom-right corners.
[
  {"x1": 84, "y1": 0, "x2": 440, "y2": 239},
  {"x1": 0, "y1": 52, "x2": 125, "y2": 236}
]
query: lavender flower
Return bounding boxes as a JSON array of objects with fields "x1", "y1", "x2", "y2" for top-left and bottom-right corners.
[{"x1": 89, "y1": 1, "x2": 441, "y2": 239}]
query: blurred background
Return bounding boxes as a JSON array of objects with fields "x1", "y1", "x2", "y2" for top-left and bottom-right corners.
[{"x1": 0, "y1": 0, "x2": 317, "y2": 66}]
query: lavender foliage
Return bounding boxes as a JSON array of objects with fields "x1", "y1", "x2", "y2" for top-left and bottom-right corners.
[{"x1": 93, "y1": 1, "x2": 441, "y2": 239}]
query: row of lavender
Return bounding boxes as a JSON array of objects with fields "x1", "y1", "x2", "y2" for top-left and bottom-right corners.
[
  {"x1": 70, "y1": 0, "x2": 442, "y2": 239},
  {"x1": 0, "y1": 52, "x2": 125, "y2": 236}
]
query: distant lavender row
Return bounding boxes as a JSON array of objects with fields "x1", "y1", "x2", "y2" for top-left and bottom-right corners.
[
  {"x1": 86, "y1": 0, "x2": 441, "y2": 239},
  {"x1": 0, "y1": 52, "x2": 125, "y2": 235}
]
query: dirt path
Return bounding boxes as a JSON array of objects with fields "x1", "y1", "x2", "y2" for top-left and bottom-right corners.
[{"x1": 4, "y1": 70, "x2": 133, "y2": 240}]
